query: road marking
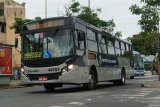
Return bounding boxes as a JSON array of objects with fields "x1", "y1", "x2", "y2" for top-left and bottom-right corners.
[
  {"x1": 97, "y1": 96, "x2": 103, "y2": 99},
  {"x1": 148, "y1": 105, "x2": 160, "y2": 107},
  {"x1": 49, "y1": 106, "x2": 64, "y2": 107},
  {"x1": 146, "y1": 97, "x2": 160, "y2": 100},
  {"x1": 85, "y1": 99, "x2": 92, "y2": 101},
  {"x1": 141, "y1": 91, "x2": 154, "y2": 93},
  {"x1": 139, "y1": 93, "x2": 149, "y2": 95},
  {"x1": 67, "y1": 102, "x2": 85, "y2": 106}
]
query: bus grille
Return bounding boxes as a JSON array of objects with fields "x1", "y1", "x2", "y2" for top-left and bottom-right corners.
[{"x1": 27, "y1": 73, "x2": 61, "y2": 81}]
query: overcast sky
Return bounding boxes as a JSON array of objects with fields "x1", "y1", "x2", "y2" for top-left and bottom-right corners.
[{"x1": 14, "y1": 0, "x2": 142, "y2": 39}]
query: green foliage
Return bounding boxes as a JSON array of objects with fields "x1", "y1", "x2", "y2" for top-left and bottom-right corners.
[
  {"x1": 115, "y1": 31, "x2": 122, "y2": 37},
  {"x1": 35, "y1": 17, "x2": 42, "y2": 20},
  {"x1": 141, "y1": 0, "x2": 160, "y2": 6},
  {"x1": 65, "y1": 0, "x2": 81, "y2": 16},
  {"x1": 129, "y1": 0, "x2": 160, "y2": 56},
  {"x1": 10, "y1": 18, "x2": 31, "y2": 35},
  {"x1": 65, "y1": 0, "x2": 120, "y2": 36},
  {"x1": 130, "y1": 0, "x2": 160, "y2": 33},
  {"x1": 129, "y1": 33, "x2": 160, "y2": 55}
]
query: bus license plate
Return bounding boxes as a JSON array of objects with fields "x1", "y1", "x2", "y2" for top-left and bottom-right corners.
[{"x1": 39, "y1": 76, "x2": 48, "y2": 81}]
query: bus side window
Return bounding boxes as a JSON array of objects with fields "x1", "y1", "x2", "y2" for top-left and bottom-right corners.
[
  {"x1": 75, "y1": 30, "x2": 86, "y2": 50},
  {"x1": 107, "y1": 38, "x2": 115, "y2": 55}
]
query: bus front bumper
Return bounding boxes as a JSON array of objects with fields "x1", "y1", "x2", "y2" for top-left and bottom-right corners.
[{"x1": 21, "y1": 68, "x2": 78, "y2": 85}]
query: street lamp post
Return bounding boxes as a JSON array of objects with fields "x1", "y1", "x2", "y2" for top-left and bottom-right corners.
[{"x1": 45, "y1": 0, "x2": 47, "y2": 18}]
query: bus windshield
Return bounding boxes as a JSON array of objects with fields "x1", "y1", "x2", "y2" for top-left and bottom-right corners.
[
  {"x1": 133, "y1": 54, "x2": 144, "y2": 70},
  {"x1": 23, "y1": 29, "x2": 74, "y2": 60}
]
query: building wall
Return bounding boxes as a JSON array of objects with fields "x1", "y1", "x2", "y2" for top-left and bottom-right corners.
[{"x1": 0, "y1": 0, "x2": 25, "y2": 69}]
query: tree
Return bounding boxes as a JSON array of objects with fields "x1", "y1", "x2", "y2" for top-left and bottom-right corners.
[
  {"x1": 10, "y1": 16, "x2": 41, "y2": 35},
  {"x1": 129, "y1": 0, "x2": 160, "y2": 54},
  {"x1": 130, "y1": 0, "x2": 160, "y2": 33},
  {"x1": 65, "y1": 0, "x2": 121, "y2": 36},
  {"x1": 35, "y1": 16, "x2": 42, "y2": 21},
  {"x1": 10, "y1": 18, "x2": 31, "y2": 35},
  {"x1": 130, "y1": 0, "x2": 160, "y2": 80},
  {"x1": 128, "y1": 33, "x2": 157, "y2": 55}
]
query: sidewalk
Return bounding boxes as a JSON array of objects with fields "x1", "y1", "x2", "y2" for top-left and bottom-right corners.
[
  {"x1": 0, "y1": 80, "x2": 24, "y2": 89},
  {"x1": 141, "y1": 70, "x2": 160, "y2": 88}
]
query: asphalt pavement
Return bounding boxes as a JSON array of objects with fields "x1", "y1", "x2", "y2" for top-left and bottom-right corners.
[{"x1": 0, "y1": 70, "x2": 160, "y2": 89}]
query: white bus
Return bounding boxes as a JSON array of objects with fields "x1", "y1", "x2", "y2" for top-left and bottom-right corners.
[{"x1": 19, "y1": 17, "x2": 134, "y2": 91}]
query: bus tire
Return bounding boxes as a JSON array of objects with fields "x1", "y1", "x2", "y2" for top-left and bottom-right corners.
[
  {"x1": 83, "y1": 70, "x2": 97, "y2": 90},
  {"x1": 44, "y1": 83, "x2": 55, "y2": 92},
  {"x1": 113, "y1": 71, "x2": 126, "y2": 85},
  {"x1": 130, "y1": 76, "x2": 134, "y2": 79}
]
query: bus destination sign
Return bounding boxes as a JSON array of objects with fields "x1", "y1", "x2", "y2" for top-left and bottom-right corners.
[{"x1": 26, "y1": 19, "x2": 66, "y2": 30}]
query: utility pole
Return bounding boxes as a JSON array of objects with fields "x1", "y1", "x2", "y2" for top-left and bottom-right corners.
[
  {"x1": 88, "y1": 0, "x2": 90, "y2": 8},
  {"x1": 45, "y1": 0, "x2": 47, "y2": 18},
  {"x1": 156, "y1": 5, "x2": 160, "y2": 80},
  {"x1": 158, "y1": 6, "x2": 160, "y2": 81}
]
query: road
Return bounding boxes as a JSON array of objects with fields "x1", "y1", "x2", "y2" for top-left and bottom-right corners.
[{"x1": 0, "y1": 72, "x2": 160, "y2": 107}]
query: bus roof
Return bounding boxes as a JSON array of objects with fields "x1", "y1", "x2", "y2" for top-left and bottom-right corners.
[
  {"x1": 25, "y1": 16, "x2": 70, "y2": 25},
  {"x1": 133, "y1": 51, "x2": 140, "y2": 55},
  {"x1": 24, "y1": 16, "x2": 132, "y2": 45}
]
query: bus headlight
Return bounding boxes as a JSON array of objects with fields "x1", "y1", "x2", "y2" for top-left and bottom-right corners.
[
  {"x1": 21, "y1": 68, "x2": 27, "y2": 76},
  {"x1": 68, "y1": 64, "x2": 74, "y2": 70},
  {"x1": 62, "y1": 64, "x2": 74, "y2": 74}
]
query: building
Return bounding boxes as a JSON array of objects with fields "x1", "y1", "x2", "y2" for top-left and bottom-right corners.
[{"x1": 0, "y1": 0, "x2": 25, "y2": 69}]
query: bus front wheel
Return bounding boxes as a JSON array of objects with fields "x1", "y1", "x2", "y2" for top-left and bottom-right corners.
[
  {"x1": 83, "y1": 70, "x2": 97, "y2": 90},
  {"x1": 44, "y1": 83, "x2": 55, "y2": 92}
]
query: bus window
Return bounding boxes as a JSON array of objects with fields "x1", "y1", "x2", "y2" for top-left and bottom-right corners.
[
  {"x1": 108, "y1": 46, "x2": 115, "y2": 55},
  {"x1": 115, "y1": 40, "x2": 120, "y2": 48},
  {"x1": 99, "y1": 44, "x2": 107, "y2": 54},
  {"x1": 106, "y1": 38, "x2": 115, "y2": 55},
  {"x1": 88, "y1": 40, "x2": 98, "y2": 52},
  {"x1": 75, "y1": 30, "x2": 86, "y2": 50},
  {"x1": 87, "y1": 29, "x2": 96, "y2": 41},
  {"x1": 97, "y1": 33, "x2": 105, "y2": 43},
  {"x1": 115, "y1": 48, "x2": 121, "y2": 56},
  {"x1": 126, "y1": 44, "x2": 129, "y2": 51},
  {"x1": 120, "y1": 42, "x2": 125, "y2": 50}
]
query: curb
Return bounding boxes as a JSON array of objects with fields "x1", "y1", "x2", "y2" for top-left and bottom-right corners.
[
  {"x1": 141, "y1": 81, "x2": 160, "y2": 88},
  {"x1": 0, "y1": 80, "x2": 26, "y2": 90}
]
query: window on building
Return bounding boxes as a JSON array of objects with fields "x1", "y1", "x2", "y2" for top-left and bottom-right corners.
[
  {"x1": 0, "y1": 22, "x2": 6, "y2": 33},
  {"x1": 0, "y1": 2, "x2": 4, "y2": 16}
]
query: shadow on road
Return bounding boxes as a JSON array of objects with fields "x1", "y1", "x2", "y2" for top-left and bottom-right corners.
[{"x1": 27, "y1": 83, "x2": 119, "y2": 94}]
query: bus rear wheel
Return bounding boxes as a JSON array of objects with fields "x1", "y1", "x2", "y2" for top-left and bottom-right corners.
[
  {"x1": 130, "y1": 76, "x2": 134, "y2": 79},
  {"x1": 44, "y1": 83, "x2": 55, "y2": 92},
  {"x1": 83, "y1": 70, "x2": 97, "y2": 90},
  {"x1": 113, "y1": 71, "x2": 126, "y2": 85}
]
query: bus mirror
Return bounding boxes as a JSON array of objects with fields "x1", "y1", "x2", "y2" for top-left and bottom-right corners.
[{"x1": 15, "y1": 38, "x2": 18, "y2": 48}]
